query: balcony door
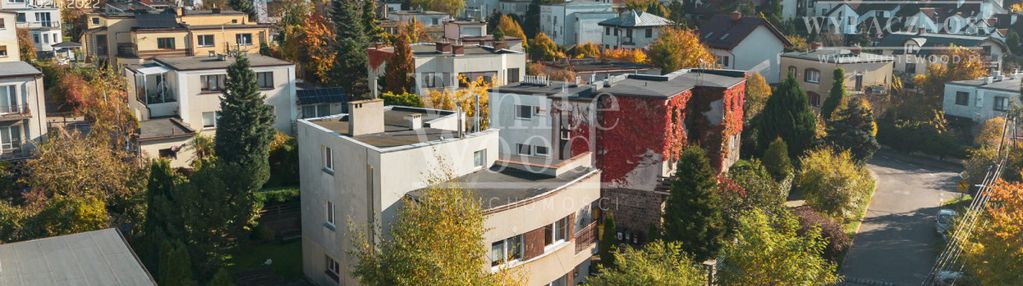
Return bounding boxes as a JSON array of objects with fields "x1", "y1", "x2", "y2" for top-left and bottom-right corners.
[
  {"x1": 0, "y1": 85, "x2": 17, "y2": 114},
  {"x1": 0, "y1": 125, "x2": 21, "y2": 154}
]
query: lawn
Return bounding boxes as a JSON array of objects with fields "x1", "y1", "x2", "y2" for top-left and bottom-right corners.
[
  {"x1": 942, "y1": 194, "x2": 974, "y2": 212},
  {"x1": 229, "y1": 239, "x2": 304, "y2": 280}
]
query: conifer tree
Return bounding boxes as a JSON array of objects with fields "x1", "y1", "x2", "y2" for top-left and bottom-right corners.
[
  {"x1": 662, "y1": 146, "x2": 725, "y2": 261},
  {"x1": 756, "y1": 75, "x2": 817, "y2": 159},
  {"x1": 140, "y1": 160, "x2": 186, "y2": 272},
  {"x1": 762, "y1": 138, "x2": 793, "y2": 181},
  {"x1": 216, "y1": 53, "x2": 274, "y2": 190},
  {"x1": 825, "y1": 98, "x2": 880, "y2": 164},
  {"x1": 599, "y1": 213, "x2": 618, "y2": 267},
  {"x1": 159, "y1": 240, "x2": 197, "y2": 286},
  {"x1": 209, "y1": 268, "x2": 236, "y2": 286},
  {"x1": 821, "y1": 68, "x2": 846, "y2": 120},
  {"x1": 331, "y1": 0, "x2": 370, "y2": 97},
  {"x1": 363, "y1": 0, "x2": 385, "y2": 44},
  {"x1": 228, "y1": 0, "x2": 255, "y2": 20},
  {"x1": 384, "y1": 34, "x2": 415, "y2": 94}
]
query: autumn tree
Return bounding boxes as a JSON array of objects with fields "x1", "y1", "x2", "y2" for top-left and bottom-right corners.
[
  {"x1": 912, "y1": 45, "x2": 987, "y2": 117},
  {"x1": 717, "y1": 210, "x2": 840, "y2": 286},
  {"x1": 744, "y1": 72, "x2": 771, "y2": 122},
  {"x1": 408, "y1": 0, "x2": 466, "y2": 16},
  {"x1": 587, "y1": 241, "x2": 706, "y2": 286},
  {"x1": 332, "y1": 0, "x2": 370, "y2": 97},
  {"x1": 720, "y1": 160, "x2": 787, "y2": 230},
  {"x1": 384, "y1": 34, "x2": 415, "y2": 94},
  {"x1": 825, "y1": 98, "x2": 880, "y2": 164},
  {"x1": 648, "y1": 27, "x2": 716, "y2": 74},
  {"x1": 529, "y1": 32, "x2": 562, "y2": 61},
  {"x1": 575, "y1": 42, "x2": 601, "y2": 58},
  {"x1": 960, "y1": 176, "x2": 1023, "y2": 285},
  {"x1": 756, "y1": 75, "x2": 817, "y2": 159},
  {"x1": 662, "y1": 146, "x2": 726, "y2": 261},
  {"x1": 381, "y1": 91, "x2": 424, "y2": 107},
  {"x1": 495, "y1": 15, "x2": 528, "y2": 49},
  {"x1": 821, "y1": 68, "x2": 846, "y2": 120},
  {"x1": 16, "y1": 28, "x2": 35, "y2": 61},
  {"x1": 25, "y1": 195, "x2": 110, "y2": 238},
  {"x1": 303, "y1": 13, "x2": 336, "y2": 83},
  {"x1": 796, "y1": 148, "x2": 875, "y2": 219},
  {"x1": 352, "y1": 184, "x2": 518, "y2": 285},
  {"x1": 427, "y1": 76, "x2": 491, "y2": 130}
]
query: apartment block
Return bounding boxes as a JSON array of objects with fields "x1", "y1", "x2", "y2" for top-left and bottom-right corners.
[
  {"x1": 82, "y1": 6, "x2": 270, "y2": 68},
  {"x1": 298, "y1": 99, "x2": 601, "y2": 286},
  {"x1": 780, "y1": 49, "x2": 894, "y2": 107},
  {"x1": 125, "y1": 54, "x2": 296, "y2": 167},
  {"x1": 0, "y1": 0, "x2": 61, "y2": 53},
  {"x1": 367, "y1": 42, "x2": 526, "y2": 97},
  {"x1": 0, "y1": 11, "x2": 46, "y2": 161},
  {"x1": 944, "y1": 72, "x2": 1023, "y2": 123}
]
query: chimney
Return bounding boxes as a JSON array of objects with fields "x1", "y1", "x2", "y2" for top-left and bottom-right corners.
[
  {"x1": 436, "y1": 41, "x2": 452, "y2": 53},
  {"x1": 176, "y1": 7, "x2": 183, "y2": 16},
  {"x1": 730, "y1": 10, "x2": 742, "y2": 22},
  {"x1": 406, "y1": 114, "x2": 423, "y2": 130},
  {"x1": 452, "y1": 44, "x2": 465, "y2": 55},
  {"x1": 348, "y1": 99, "x2": 385, "y2": 136}
]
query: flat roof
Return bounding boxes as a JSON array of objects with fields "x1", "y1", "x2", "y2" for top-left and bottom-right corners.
[
  {"x1": 139, "y1": 117, "x2": 195, "y2": 142},
  {"x1": 411, "y1": 43, "x2": 521, "y2": 56},
  {"x1": 0, "y1": 229, "x2": 156, "y2": 286},
  {"x1": 949, "y1": 75, "x2": 1023, "y2": 92},
  {"x1": 307, "y1": 107, "x2": 460, "y2": 148},
  {"x1": 154, "y1": 54, "x2": 293, "y2": 71},
  {"x1": 490, "y1": 81, "x2": 594, "y2": 96},
  {"x1": 599, "y1": 69, "x2": 746, "y2": 98},
  {"x1": 0, "y1": 61, "x2": 42, "y2": 78},
  {"x1": 417, "y1": 164, "x2": 598, "y2": 210},
  {"x1": 781, "y1": 49, "x2": 894, "y2": 63}
]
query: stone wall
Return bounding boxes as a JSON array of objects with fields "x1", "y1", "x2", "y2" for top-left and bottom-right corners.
[{"x1": 600, "y1": 188, "x2": 668, "y2": 239}]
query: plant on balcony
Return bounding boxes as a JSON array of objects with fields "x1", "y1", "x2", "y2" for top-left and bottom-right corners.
[{"x1": 662, "y1": 146, "x2": 725, "y2": 261}]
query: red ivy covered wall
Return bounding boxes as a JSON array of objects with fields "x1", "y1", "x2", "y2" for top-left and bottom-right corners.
[{"x1": 596, "y1": 91, "x2": 692, "y2": 184}]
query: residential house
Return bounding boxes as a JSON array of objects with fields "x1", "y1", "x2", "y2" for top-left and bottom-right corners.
[
  {"x1": 0, "y1": 229, "x2": 156, "y2": 286},
  {"x1": 385, "y1": 9, "x2": 452, "y2": 27},
  {"x1": 0, "y1": 0, "x2": 61, "y2": 53},
  {"x1": 444, "y1": 19, "x2": 488, "y2": 39},
  {"x1": 543, "y1": 58, "x2": 659, "y2": 83},
  {"x1": 780, "y1": 48, "x2": 894, "y2": 107},
  {"x1": 125, "y1": 54, "x2": 297, "y2": 167},
  {"x1": 878, "y1": 32, "x2": 1007, "y2": 80},
  {"x1": 299, "y1": 99, "x2": 601, "y2": 286},
  {"x1": 699, "y1": 12, "x2": 792, "y2": 83},
  {"x1": 943, "y1": 72, "x2": 1022, "y2": 123},
  {"x1": 491, "y1": 69, "x2": 746, "y2": 238},
  {"x1": 367, "y1": 42, "x2": 526, "y2": 97},
  {"x1": 598, "y1": 10, "x2": 671, "y2": 50},
  {"x1": 82, "y1": 6, "x2": 271, "y2": 68},
  {"x1": 539, "y1": 0, "x2": 616, "y2": 47},
  {"x1": 0, "y1": 11, "x2": 46, "y2": 161}
]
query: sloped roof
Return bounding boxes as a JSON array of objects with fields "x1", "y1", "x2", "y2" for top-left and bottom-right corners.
[
  {"x1": 598, "y1": 10, "x2": 671, "y2": 28},
  {"x1": 699, "y1": 15, "x2": 792, "y2": 50},
  {"x1": 0, "y1": 229, "x2": 156, "y2": 286}
]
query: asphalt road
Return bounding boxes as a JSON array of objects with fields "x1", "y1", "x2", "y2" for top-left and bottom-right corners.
[{"x1": 839, "y1": 150, "x2": 961, "y2": 286}]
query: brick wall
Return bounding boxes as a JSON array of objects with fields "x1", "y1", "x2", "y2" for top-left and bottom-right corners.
[{"x1": 600, "y1": 188, "x2": 668, "y2": 237}]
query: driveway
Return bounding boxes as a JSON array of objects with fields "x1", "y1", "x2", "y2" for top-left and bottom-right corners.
[{"x1": 839, "y1": 150, "x2": 961, "y2": 286}]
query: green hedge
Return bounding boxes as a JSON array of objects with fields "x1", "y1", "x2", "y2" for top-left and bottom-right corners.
[
  {"x1": 255, "y1": 187, "x2": 300, "y2": 205},
  {"x1": 877, "y1": 118, "x2": 967, "y2": 159}
]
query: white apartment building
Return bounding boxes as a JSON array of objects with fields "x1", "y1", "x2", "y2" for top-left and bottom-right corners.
[
  {"x1": 125, "y1": 54, "x2": 297, "y2": 167},
  {"x1": 368, "y1": 42, "x2": 526, "y2": 97},
  {"x1": 0, "y1": 11, "x2": 47, "y2": 161},
  {"x1": 944, "y1": 73, "x2": 1023, "y2": 123},
  {"x1": 599, "y1": 10, "x2": 671, "y2": 50},
  {"x1": 539, "y1": 0, "x2": 615, "y2": 47},
  {"x1": 489, "y1": 77, "x2": 598, "y2": 161},
  {"x1": 299, "y1": 99, "x2": 601, "y2": 286},
  {"x1": 0, "y1": 0, "x2": 61, "y2": 53}
]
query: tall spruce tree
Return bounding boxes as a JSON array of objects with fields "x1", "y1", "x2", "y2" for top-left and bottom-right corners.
[
  {"x1": 825, "y1": 98, "x2": 880, "y2": 164},
  {"x1": 667, "y1": 0, "x2": 686, "y2": 27},
  {"x1": 216, "y1": 53, "x2": 274, "y2": 187},
  {"x1": 332, "y1": 0, "x2": 370, "y2": 97},
  {"x1": 662, "y1": 146, "x2": 726, "y2": 261},
  {"x1": 363, "y1": 0, "x2": 385, "y2": 44},
  {"x1": 756, "y1": 75, "x2": 817, "y2": 160},
  {"x1": 159, "y1": 240, "x2": 197, "y2": 286},
  {"x1": 821, "y1": 68, "x2": 846, "y2": 120},
  {"x1": 140, "y1": 160, "x2": 186, "y2": 273},
  {"x1": 598, "y1": 213, "x2": 618, "y2": 267}
]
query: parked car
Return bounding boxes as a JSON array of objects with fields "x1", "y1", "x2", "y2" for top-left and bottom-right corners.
[
  {"x1": 936, "y1": 209, "x2": 958, "y2": 240},
  {"x1": 929, "y1": 271, "x2": 963, "y2": 286}
]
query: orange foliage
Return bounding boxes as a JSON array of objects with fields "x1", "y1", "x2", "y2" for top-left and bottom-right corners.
[{"x1": 303, "y1": 13, "x2": 336, "y2": 84}]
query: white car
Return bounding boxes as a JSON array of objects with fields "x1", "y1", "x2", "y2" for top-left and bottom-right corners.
[{"x1": 936, "y1": 209, "x2": 957, "y2": 240}]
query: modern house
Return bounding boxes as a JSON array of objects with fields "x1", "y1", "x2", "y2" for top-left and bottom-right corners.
[
  {"x1": 699, "y1": 12, "x2": 792, "y2": 83},
  {"x1": 780, "y1": 49, "x2": 894, "y2": 107},
  {"x1": 367, "y1": 42, "x2": 526, "y2": 97},
  {"x1": 298, "y1": 99, "x2": 601, "y2": 286},
  {"x1": 943, "y1": 72, "x2": 1022, "y2": 123},
  {"x1": 0, "y1": 11, "x2": 46, "y2": 161},
  {"x1": 491, "y1": 69, "x2": 747, "y2": 239},
  {"x1": 82, "y1": 6, "x2": 271, "y2": 68},
  {"x1": 539, "y1": 0, "x2": 616, "y2": 47},
  {"x1": 599, "y1": 10, "x2": 671, "y2": 50},
  {"x1": 0, "y1": 228, "x2": 157, "y2": 286},
  {"x1": 0, "y1": 0, "x2": 62, "y2": 53},
  {"x1": 124, "y1": 54, "x2": 297, "y2": 167},
  {"x1": 878, "y1": 32, "x2": 1008, "y2": 79}
]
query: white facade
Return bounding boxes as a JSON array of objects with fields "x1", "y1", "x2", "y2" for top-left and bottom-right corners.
[
  {"x1": 0, "y1": 0, "x2": 61, "y2": 52},
  {"x1": 539, "y1": 1, "x2": 614, "y2": 47},
  {"x1": 369, "y1": 44, "x2": 527, "y2": 98},
  {"x1": 710, "y1": 26, "x2": 787, "y2": 83},
  {"x1": 0, "y1": 62, "x2": 46, "y2": 161},
  {"x1": 943, "y1": 76, "x2": 1022, "y2": 123}
]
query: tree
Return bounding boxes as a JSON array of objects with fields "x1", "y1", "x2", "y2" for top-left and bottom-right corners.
[
  {"x1": 331, "y1": 0, "x2": 370, "y2": 97},
  {"x1": 763, "y1": 0, "x2": 784, "y2": 26},
  {"x1": 796, "y1": 148, "x2": 875, "y2": 219},
  {"x1": 524, "y1": 0, "x2": 542, "y2": 38},
  {"x1": 792, "y1": 206, "x2": 851, "y2": 263},
  {"x1": 529, "y1": 32, "x2": 562, "y2": 61},
  {"x1": 1008, "y1": 31, "x2": 1022, "y2": 54},
  {"x1": 27, "y1": 195, "x2": 110, "y2": 238},
  {"x1": 352, "y1": 185, "x2": 518, "y2": 285},
  {"x1": 762, "y1": 138, "x2": 793, "y2": 181},
  {"x1": 575, "y1": 42, "x2": 601, "y2": 58},
  {"x1": 648, "y1": 27, "x2": 716, "y2": 74},
  {"x1": 16, "y1": 28, "x2": 35, "y2": 61},
  {"x1": 717, "y1": 210, "x2": 840, "y2": 286},
  {"x1": 267, "y1": 132, "x2": 300, "y2": 187},
  {"x1": 662, "y1": 147, "x2": 726, "y2": 261},
  {"x1": 825, "y1": 98, "x2": 880, "y2": 164},
  {"x1": 363, "y1": 0, "x2": 385, "y2": 43},
  {"x1": 409, "y1": 0, "x2": 466, "y2": 16},
  {"x1": 587, "y1": 241, "x2": 706, "y2": 286},
  {"x1": 228, "y1": 0, "x2": 255, "y2": 19},
  {"x1": 209, "y1": 268, "x2": 236, "y2": 286},
  {"x1": 0, "y1": 200, "x2": 24, "y2": 242},
  {"x1": 303, "y1": 13, "x2": 337, "y2": 84},
  {"x1": 427, "y1": 75, "x2": 491, "y2": 130},
  {"x1": 158, "y1": 240, "x2": 197, "y2": 286},
  {"x1": 975, "y1": 116, "x2": 1007, "y2": 147},
  {"x1": 960, "y1": 177, "x2": 1023, "y2": 285},
  {"x1": 384, "y1": 34, "x2": 415, "y2": 94},
  {"x1": 217, "y1": 53, "x2": 275, "y2": 189},
  {"x1": 177, "y1": 162, "x2": 249, "y2": 278},
  {"x1": 744, "y1": 72, "x2": 771, "y2": 123},
  {"x1": 756, "y1": 75, "x2": 817, "y2": 159},
  {"x1": 381, "y1": 91, "x2": 424, "y2": 107},
  {"x1": 667, "y1": 0, "x2": 686, "y2": 27},
  {"x1": 495, "y1": 15, "x2": 527, "y2": 49},
  {"x1": 821, "y1": 68, "x2": 846, "y2": 120},
  {"x1": 140, "y1": 160, "x2": 187, "y2": 272},
  {"x1": 598, "y1": 213, "x2": 618, "y2": 267},
  {"x1": 721, "y1": 160, "x2": 787, "y2": 226}
]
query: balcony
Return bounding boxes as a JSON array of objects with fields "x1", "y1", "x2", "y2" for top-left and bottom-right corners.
[
  {"x1": 16, "y1": 21, "x2": 59, "y2": 29},
  {"x1": 0, "y1": 104, "x2": 31, "y2": 120},
  {"x1": 574, "y1": 221, "x2": 597, "y2": 253},
  {"x1": 0, "y1": 147, "x2": 28, "y2": 161}
]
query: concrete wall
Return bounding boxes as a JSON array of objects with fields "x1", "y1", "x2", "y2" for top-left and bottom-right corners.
[
  {"x1": 0, "y1": 14, "x2": 20, "y2": 61},
  {"x1": 176, "y1": 64, "x2": 295, "y2": 133},
  {"x1": 730, "y1": 26, "x2": 786, "y2": 83},
  {"x1": 943, "y1": 83, "x2": 1022, "y2": 123},
  {"x1": 489, "y1": 91, "x2": 554, "y2": 157},
  {"x1": 413, "y1": 52, "x2": 526, "y2": 96}
]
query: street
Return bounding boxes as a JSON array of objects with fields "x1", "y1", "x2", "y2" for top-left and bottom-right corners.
[{"x1": 839, "y1": 150, "x2": 962, "y2": 286}]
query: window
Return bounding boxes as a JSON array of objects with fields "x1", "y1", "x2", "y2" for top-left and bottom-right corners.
[
  {"x1": 516, "y1": 144, "x2": 531, "y2": 155},
  {"x1": 257, "y1": 71, "x2": 273, "y2": 88},
  {"x1": 323, "y1": 146, "x2": 334, "y2": 171},
  {"x1": 92, "y1": 17, "x2": 99, "y2": 25},
  {"x1": 157, "y1": 37, "x2": 175, "y2": 49},
  {"x1": 613, "y1": 28, "x2": 618, "y2": 36},
  {"x1": 804, "y1": 68, "x2": 821, "y2": 83},
  {"x1": 423, "y1": 72, "x2": 437, "y2": 88},
  {"x1": 302, "y1": 104, "x2": 331, "y2": 119},
  {"x1": 575, "y1": 203, "x2": 595, "y2": 231},
  {"x1": 808, "y1": 92, "x2": 821, "y2": 107},
  {"x1": 32, "y1": 33, "x2": 38, "y2": 44},
  {"x1": 906, "y1": 62, "x2": 917, "y2": 73},
  {"x1": 0, "y1": 19, "x2": 5, "y2": 29},
  {"x1": 955, "y1": 91, "x2": 970, "y2": 106},
  {"x1": 35, "y1": 12, "x2": 50, "y2": 27},
  {"x1": 534, "y1": 145, "x2": 549, "y2": 156},
  {"x1": 201, "y1": 74, "x2": 227, "y2": 91},
  {"x1": 0, "y1": 125, "x2": 22, "y2": 153},
  {"x1": 474, "y1": 149, "x2": 486, "y2": 167},
  {"x1": 605, "y1": 26, "x2": 610, "y2": 35},
  {"x1": 197, "y1": 34, "x2": 214, "y2": 47},
  {"x1": 645, "y1": 28, "x2": 653, "y2": 38},
  {"x1": 158, "y1": 148, "x2": 177, "y2": 159},
  {"x1": 201, "y1": 111, "x2": 220, "y2": 128},
  {"x1": 788, "y1": 66, "x2": 797, "y2": 78},
  {"x1": 507, "y1": 68, "x2": 520, "y2": 83},
  {"x1": 43, "y1": 33, "x2": 49, "y2": 44},
  {"x1": 490, "y1": 235, "x2": 523, "y2": 267},
  {"x1": 15, "y1": 13, "x2": 23, "y2": 23},
  {"x1": 994, "y1": 96, "x2": 1010, "y2": 111},
  {"x1": 236, "y1": 33, "x2": 253, "y2": 46},
  {"x1": 0, "y1": 46, "x2": 7, "y2": 57},
  {"x1": 544, "y1": 216, "x2": 569, "y2": 248},
  {"x1": 325, "y1": 255, "x2": 340, "y2": 282},
  {"x1": 0, "y1": 85, "x2": 15, "y2": 113},
  {"x1": 516, "y1": 105, "x2": 533, "y2": 119},
  {"x1": 717, "y1": 56, "x2": 730, "y2": 67},
  {"x1": 325, "y1": 201, "x2": 335, "y2": 226}
]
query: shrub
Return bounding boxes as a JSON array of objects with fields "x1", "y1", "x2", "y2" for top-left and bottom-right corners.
[
  {"x1": 380, "y1": 91, "x2": 424, "y2": 108},
  {"x1": 266, "y1": 132, "x2": 299, "y2": 188},
  {"x1": 792, "y1": 206, "x2": 851, "y2": 263},
  {"x1": 796, "y1": 148, "x2": 875, "y2": 219},
  {"x1": 876, "y1": 115, "x2": 967, "y2": 159}
]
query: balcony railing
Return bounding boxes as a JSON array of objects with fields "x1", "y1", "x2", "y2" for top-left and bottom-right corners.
[
  {"x1": 16, "y1": 21, "x2": 59, "y2": 29},
  {"x1": 0, "y1": 104, "x2": 30, "y2": 119},
  {"x1": 574, "y1": 221, "x2": 598, "y2": 253},
  {"x1": 0, "y1": 147, "x2": 27, "y2": 161}
]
